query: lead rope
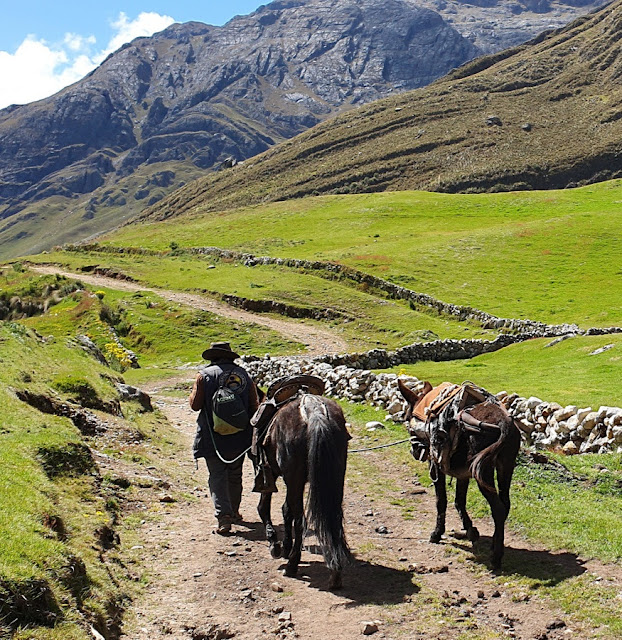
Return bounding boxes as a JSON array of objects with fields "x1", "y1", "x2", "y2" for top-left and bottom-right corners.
[
  {"x1": 205, "y1": 427, "x2": 415, "y2": 461},
  {"x1": 348, "y1": 437, "x2": 414, "y2": 453}
]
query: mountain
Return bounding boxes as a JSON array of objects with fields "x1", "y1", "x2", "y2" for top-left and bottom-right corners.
[
  {"x1": 136, "y1": 0, "x2": 622, "y2": 223},
  {"x1": 0, "y1": 0, "x2": 481, "y2": 258},
  {"x1": 410, "y1": 0, "x2": 609, "y2": 53},
  {"x1": 0, "y1": 0, "x2": 608, "y2": 259}
]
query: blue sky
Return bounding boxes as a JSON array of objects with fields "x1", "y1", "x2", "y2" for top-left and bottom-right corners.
[{"x1": 0, "y1": 1, "x2": 267, "y2": 109}]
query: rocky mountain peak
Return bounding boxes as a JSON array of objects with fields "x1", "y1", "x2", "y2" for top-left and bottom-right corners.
[{"x1": 0, "y1": 0, "x2": 609, "y2": 258}]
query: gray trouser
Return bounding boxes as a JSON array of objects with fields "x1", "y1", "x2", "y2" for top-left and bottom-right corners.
[{"x1": 204, "y1": 455, "x2": 244, "y2": 520}]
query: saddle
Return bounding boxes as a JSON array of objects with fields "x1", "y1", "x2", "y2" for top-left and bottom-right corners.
[
  {"x1": 250, "y1": 375, "x2": 326, "y2": 493},
  {"x1": 408, "y1": 382, "x2": 497, "y2": 466},
  {"x1": 251, "y1": 375, "x2": 325, "y2": 447},
  {"x1": 412, "y1": 382, "x2": 462, "y2": 422},
  {"x1": 266, "y1": 375, "x2": 325, "y2": 403}
]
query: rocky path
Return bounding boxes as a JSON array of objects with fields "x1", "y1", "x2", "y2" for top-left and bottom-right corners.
[
  {"x1": 115, "y1": 376, "x2": 621, "y2": 640},
  {"x1": 30, "y1": 265, "x2": 349, "y2": 356}
]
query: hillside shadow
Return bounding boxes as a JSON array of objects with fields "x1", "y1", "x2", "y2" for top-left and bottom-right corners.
[{"x1": 449, "y1": 534, "x2": 587, "y2": 586}]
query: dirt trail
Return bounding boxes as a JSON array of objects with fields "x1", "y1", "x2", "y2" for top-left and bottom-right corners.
[
  {"x1": 115, "y1": 376, "x2": 621, "y2": 640},
  {"x1": 30, "y1": 265, "x2": 349, "y2": 356}
]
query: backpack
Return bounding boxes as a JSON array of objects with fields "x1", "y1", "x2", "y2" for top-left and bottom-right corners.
[{"x1": 211, "y1": 369, "x2": 250, "y2": 435}]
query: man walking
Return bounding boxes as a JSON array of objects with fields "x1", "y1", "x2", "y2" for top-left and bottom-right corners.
[{"x1": 190, "y1": 341, "x2": 260, "y2": 535}]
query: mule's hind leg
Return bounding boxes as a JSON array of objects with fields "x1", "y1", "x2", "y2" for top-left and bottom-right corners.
[
  {"x1": 430, "y1": 464, "x2": 447, "y2": 543},
  {"x1": 476, "y1": 469, "x2": 507, "y2": 570},
  {"x1": 454, "y1": 477, "x2": 479, "y2": 542},
  {"x1": 328, "y1": 569, "x2": 342, "y2": 590},
  {"x1": 282, "y1": 479, "x2": 305, "y2": 578},
  {"x1": 281, "y1": 497, "x2": 293, "y2": 561},
  {"x1": 497, "y1": 455, "x2": 517, "y2": 519},
  {"x1": 258, "y1": 492, "x2": 281, "y2": 558}
]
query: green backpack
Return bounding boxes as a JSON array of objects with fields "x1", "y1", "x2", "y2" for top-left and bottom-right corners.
[{"x1": 212, "y1": 372, "x2": 250, "y2": 435}]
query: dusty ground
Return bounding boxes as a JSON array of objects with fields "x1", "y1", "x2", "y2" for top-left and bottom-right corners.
[{"x1": 114, "y1": 377, "x2": 622, "y2": 640}]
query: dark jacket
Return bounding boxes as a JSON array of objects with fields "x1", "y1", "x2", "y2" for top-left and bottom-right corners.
[{"x1": 191, "y1": 362, "x2": 258, "y2": 460}]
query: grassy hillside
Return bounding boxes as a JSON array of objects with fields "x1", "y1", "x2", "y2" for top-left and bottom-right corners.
[
  {"x1": 0, "y1": 320, "x2": 171, "y2": 639},
  {"x1": 19, "y1": 179, "x2": 622, "y2": 407},
  {"x1": 135, "y1": 0, "x2": 622, "y2": 222},
  {"x1": 25, "y1": 251, "x2": 498, "y2": 353},
  {"x1": 81, "y1": 180, "x2": 622, "y2": 328}
]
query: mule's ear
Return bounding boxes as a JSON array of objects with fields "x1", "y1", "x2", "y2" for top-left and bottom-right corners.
[{"x1": 398, "y1": 379, "x2": 421, "y2": 406}]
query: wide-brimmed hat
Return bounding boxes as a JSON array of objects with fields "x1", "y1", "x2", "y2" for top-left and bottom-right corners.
[{"x1": 202, "y1": 341, "x2": 240, "y2": 361}]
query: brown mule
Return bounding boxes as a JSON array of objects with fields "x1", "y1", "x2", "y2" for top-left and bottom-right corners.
[
  {"x1": 398, "y1": 379, "x2": 521, "y2": 570},
  {"x1": 257, "y1": 393, "x2": 352, "y2": 589}
]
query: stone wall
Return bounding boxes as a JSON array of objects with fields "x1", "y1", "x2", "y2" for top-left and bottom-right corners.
[
  {"x1": 242, "y1": 354, "x2": 622, "y2": 455},
  {"x1": 193, "y1": 247, "x2": 622, "y2": 338}
]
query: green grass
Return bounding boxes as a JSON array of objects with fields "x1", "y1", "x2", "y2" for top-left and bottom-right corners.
[
  {"x1": 89, "y1": 180, "x2": 622, "y2": 328},
  {"x1": 386, "y1": 333, "x2": 622, "y2": 408}
]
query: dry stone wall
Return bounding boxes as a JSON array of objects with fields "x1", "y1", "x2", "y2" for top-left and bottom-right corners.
[
  {"x1": 242, "y1": 354, "x2": 622, "y2": 455},
  {"x1": 192, "y1": 247, "x2": 622, "y2": 339}
]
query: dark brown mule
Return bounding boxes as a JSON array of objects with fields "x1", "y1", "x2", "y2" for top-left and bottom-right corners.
[
  {"x1": 258, "y1": 394, "x2": 352, "y2": 589},
  {"x1": 398, "y1": 380, "x2": 521, "y2": 569}
]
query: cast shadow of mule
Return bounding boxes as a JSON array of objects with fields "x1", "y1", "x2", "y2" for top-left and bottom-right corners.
[
  {"x1": 450, "y1": 533, "x2": 587, "y2": 586},
  {"x1": 283, "y1": 546, "x2": 421, "y2": 604}
]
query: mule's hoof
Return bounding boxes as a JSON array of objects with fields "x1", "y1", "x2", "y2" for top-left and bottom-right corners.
[
  {"x1": 284, "y1": 564, "x2": 298, "y2": 578},
  {"x1": 270, "y1": 542, "x2": 282, "y2": 559},
  {"x1": 429, "y1": 531, "x2": 443, "y2": 544},
  {"x1": 467, "y1": 527, "x2": 480, "y2": 543}
]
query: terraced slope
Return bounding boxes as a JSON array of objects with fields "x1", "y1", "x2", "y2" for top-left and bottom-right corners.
[{"x1": 139, "y1": 0, "x2": 622, "y2": 222}]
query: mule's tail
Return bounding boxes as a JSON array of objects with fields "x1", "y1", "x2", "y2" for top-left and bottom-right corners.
[
  {"x1": 303, "y1": 396, "x2": 352, "y2": 571},
  {"x1": 469, "y1": 404, "x2": 518, "y2": 492}
]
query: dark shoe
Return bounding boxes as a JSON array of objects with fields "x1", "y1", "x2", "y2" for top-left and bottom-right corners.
[
  {"x1": 232, "y1": 512, "x2": 243, "y2": 524},
  {"x1": 216, "y1": 515, "x2": 232, "y2": 535}
]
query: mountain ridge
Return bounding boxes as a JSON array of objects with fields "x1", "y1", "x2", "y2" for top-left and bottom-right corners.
[
  {"x1": 0, "y1": 0, "x2": 610, "y2": 258},
  {"x1": 0, "y1": 0, "x2": 480, "y2": 258},
  {"x1": 135, "y1": 0, "x2": 622, "y2": 223}
]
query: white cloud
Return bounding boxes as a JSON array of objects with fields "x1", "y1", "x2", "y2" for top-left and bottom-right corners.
[
  {"x1": 104, "y1": 12, "x2": 176, "y2": 56},
  {"x1": 0, "y1": 12, "x2": 176, "y2": 110}
]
